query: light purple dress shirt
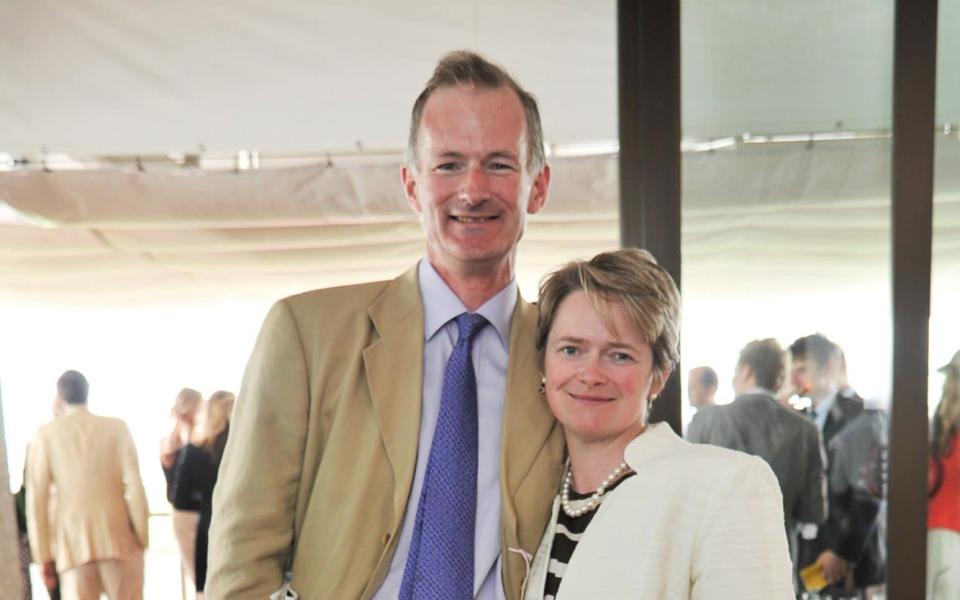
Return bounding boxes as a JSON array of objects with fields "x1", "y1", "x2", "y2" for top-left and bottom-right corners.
[{"x1": 372, "y1": 259, "x2": 515, "y2": 600}]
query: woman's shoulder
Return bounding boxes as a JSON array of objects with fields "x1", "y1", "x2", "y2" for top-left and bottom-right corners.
[{"x1": 630, "y1": 423, "x2": 778, "y2": 487}]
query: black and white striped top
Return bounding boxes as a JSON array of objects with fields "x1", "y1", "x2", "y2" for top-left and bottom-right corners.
[{"x1": 543, "y1": 472, "x2": 636, "y2": 600}]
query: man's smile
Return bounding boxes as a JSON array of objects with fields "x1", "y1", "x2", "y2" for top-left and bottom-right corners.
[{"x1": 449, "y1": 215, "x2": 500, "y2": 223}]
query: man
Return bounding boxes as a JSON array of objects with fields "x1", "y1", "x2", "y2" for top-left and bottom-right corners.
[
  {"x1": 687, "y1": 339, "x2": 826, "y2": 561},
  {"x1": 687, "y1": 366, "x2": 718, "y2": 409},
  {"x1": 788, "y1": 334, "x2": 883, "y2": 598},
  {"x1": 206, "y1": 51, "x2": 565, "y2": 600},
  {"x1": 26, "y1": 370, "x2": 149, "y2": 600}
]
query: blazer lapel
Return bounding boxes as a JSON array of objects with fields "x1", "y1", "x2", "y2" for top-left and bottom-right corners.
[
  {"x1": 363, "y1": 265, "x2": 425, "y2": 527},
  {"x1": 500, "y1": 297, "x2": 564, "y2": 550}
]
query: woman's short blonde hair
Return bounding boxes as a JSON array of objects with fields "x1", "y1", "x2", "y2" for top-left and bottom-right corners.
[
  {"x1": 173, "y1": 388, "x2": 202, "y2": 417},
  {"x1": 536, "y1": 248, "x2": 681, "y2": 377},
  {"x1": 198, "y1": 390, "x2": 235, "y2": 453}
]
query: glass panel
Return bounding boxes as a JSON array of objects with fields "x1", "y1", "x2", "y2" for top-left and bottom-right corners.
[
  {"x1": 926, "y1": 2, "x2": 960, "y2": 596},
  {"x1": 681, "y1": 2, "x2": 893, "y2": 597}
]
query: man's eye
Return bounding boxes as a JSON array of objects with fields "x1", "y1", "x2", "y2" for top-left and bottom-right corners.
[
  {"x1": 435, "y1": 162, "x2": 461, "y2": 171},
  {"x1": 489, "y1": 162, "x2": 515, "y2": 171}
]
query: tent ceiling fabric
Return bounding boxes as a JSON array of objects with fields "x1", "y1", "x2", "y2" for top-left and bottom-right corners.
[
  {"x1": 3, "y1": 1, "x2": 959, "y2": 156},
  {"x1": 2, "y1": 1, "x2": 959, "y2": 305},
  {"x1": 2, "y1": 141, "x2": 959, "y2": 305}
]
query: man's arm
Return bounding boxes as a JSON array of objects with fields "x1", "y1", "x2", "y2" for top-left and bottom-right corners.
[
  {"x1": 205, "y1": 299, "x2": 311, "y2": 599},
  {"x1": 25, "y1": 439, "x2": 52, "y2": 565},
  {"x1": 796, "y1": 425, "x2": 827, "y2": 525},
  {"x1": 828, "y1": 419, "x2": 883, "y2": 568},
  {"x1": 119, "y1": 421, "x2": 150, "y2": 549}
]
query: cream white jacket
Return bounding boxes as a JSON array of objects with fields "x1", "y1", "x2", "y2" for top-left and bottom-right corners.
[{"x1": 524, "y1": 423, "x2": 794, "y2": 600}]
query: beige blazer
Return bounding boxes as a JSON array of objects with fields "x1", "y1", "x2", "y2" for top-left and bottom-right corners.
[
  {"x1": 206, "y1": 265, "x2": 565, "y2": 600},
  {"x1": 26, "y1": 406, "x2": 149, "y2": 572},
  {"x1": 524, "y1": 423, "x2": 794, "y2": 600}
]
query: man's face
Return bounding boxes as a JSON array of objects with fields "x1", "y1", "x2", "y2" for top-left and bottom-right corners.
[
  {"x1": 402, "y1": 84, "x2": 549, "y2": 282},
  {"x1": 731, "y1": 364, "x2": 752, "y2": 396},
  {"x1": 790, "y1": 357, "x2": 817, "y2": 397},
  {"x1": 687, "y1": 372, "x2": 703, "y2": 406},
  {"x1": 687, "y1": 370, "x2": 714, "y2": 407}
]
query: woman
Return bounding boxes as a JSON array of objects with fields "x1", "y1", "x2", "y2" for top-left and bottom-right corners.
[
  {"x1": 928, "y1": 351, "x2": 960, "y2": 600},
  {"x1": 524, "y1": 249, "x2": 793, "y2": 599},
  {"x1": 173, "y1": 390, "x2": 235, "y2": 597},
  {"x1": 160, "y1": 387, "x2": 203, "y2": 585}
]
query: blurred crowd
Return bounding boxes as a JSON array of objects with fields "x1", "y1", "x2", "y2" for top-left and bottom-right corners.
[
  {"x1": 13, "y1": 372, "x2": 233, "y2": 600},
  {"x1": 8, "y1": 340, "x2": 957, "y2": 600},
  {"x1": 686, "y1": 335, "x2": 959, "y2": 599}
]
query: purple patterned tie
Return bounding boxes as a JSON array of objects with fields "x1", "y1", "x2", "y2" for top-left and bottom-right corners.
[{"x1": 399, "y1": 312, "x2": 488, "y2": 600}]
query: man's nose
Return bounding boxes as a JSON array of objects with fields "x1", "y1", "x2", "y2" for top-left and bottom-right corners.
[{"x1": 458, "y1": 165, "x2": 489, "y2": 205}]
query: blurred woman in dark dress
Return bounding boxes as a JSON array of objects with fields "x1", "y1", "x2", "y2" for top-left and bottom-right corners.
[
  {"x1": 160, "y1": 387, "x2": 203, "y2": 585},
  {"x1": 173, "y1": 390, "x2": 235, "y2": 597}
]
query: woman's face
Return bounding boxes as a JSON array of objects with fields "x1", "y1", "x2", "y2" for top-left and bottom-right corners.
[{"x1": 543, "y1": 290, "x2": 665, "y2": 447}]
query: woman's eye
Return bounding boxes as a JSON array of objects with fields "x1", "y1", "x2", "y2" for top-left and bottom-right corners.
[
  {"x1": 559, "y1": 345, "x2": 580, "y2": 356},
  {"x1": 611, "y1": 351, "x2": 633, "y2": 363}
]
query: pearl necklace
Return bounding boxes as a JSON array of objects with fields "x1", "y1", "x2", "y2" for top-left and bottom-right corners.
[{"x1": 561, "y1": 461, "x2": 631, "y2": 518}]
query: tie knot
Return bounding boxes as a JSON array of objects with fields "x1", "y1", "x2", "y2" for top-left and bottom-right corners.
[{"x1": 455, "y1": 312, "x2": 488, "y2": 346}]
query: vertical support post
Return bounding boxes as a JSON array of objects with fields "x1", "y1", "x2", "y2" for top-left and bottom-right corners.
[
  {"x1": 618, "y1": 0, "x2": 682, "y2": 433},
  {"x1": 0, "y1": 384, "x2": 25, "y2": 600},
  {"x1": 889, "y1": 0, "x2": 937, "y2": 597}
]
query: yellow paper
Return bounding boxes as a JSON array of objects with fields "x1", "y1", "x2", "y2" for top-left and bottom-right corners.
[{"x1": 800, "y1": 562, "x2": 829, "y2": 592}]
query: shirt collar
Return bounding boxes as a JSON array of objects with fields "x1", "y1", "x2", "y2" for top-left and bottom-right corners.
[
  {"x1": 738, "y1": 387, "x2": 776, "y2": 398},
  {"x1": 813, "y1": 391, "x2": 837, "y2": 425},
  {"x1": 418, "y1": 259, "x2": 517, "y2": 350}
]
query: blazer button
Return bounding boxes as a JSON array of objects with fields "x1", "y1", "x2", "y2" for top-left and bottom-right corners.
[{"x1": 382, "y1": 533, "x2": 391, "y2": 545}]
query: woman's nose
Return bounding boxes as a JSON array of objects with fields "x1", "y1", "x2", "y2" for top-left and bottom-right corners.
[{"x1": 577, "y1": 356, "x2": 606, "y2": 385}]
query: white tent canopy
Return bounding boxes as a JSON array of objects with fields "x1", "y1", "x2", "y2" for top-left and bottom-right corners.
[
  {"x1": 1, "y1": 0, "x2": 958, "y2": 305},
  {"x1": 4, "y1": 0, "x2": 960, "y2": 155}
]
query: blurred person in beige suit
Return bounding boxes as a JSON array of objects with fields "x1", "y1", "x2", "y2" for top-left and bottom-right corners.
[
  {"x1": 206, "y1": 51, "x2": 564, "y2": 600},
  {"x1": 26, "y1": 370, "x2": 149, "y2": 600}
]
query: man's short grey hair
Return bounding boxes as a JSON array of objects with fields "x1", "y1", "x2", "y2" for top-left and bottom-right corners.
[{"x1": 406, "y1": 50, "x2": 546, "y2": 176}]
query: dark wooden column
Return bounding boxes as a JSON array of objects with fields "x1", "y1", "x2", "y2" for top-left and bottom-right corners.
[
  {"x1": 889, "y1": 0, "x2": 938, "y2": 597},
  {"x1": 617, "y1": 0, "x2": 682, "y2": 433}
]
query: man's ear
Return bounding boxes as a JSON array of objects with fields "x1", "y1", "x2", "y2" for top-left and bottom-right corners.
[
  {"x1": 526, "y1": 164, "x2": 551, "y2": 215},
  {"x1": 401, "y1": 164, "x2": 422, "y2": 213}
]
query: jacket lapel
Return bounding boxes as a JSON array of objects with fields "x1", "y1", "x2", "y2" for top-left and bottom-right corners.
[
  {"x1": 363, "y1": 265, "x2": 425, "y2": 527},
  {"x1": 500, "y1": 297, "x2": 564, "y2": 552}
]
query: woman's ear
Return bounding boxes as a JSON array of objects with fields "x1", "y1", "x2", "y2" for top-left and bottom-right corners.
[{"x1": 650, "y1": 367, "x2": 672, "y2": 399}]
